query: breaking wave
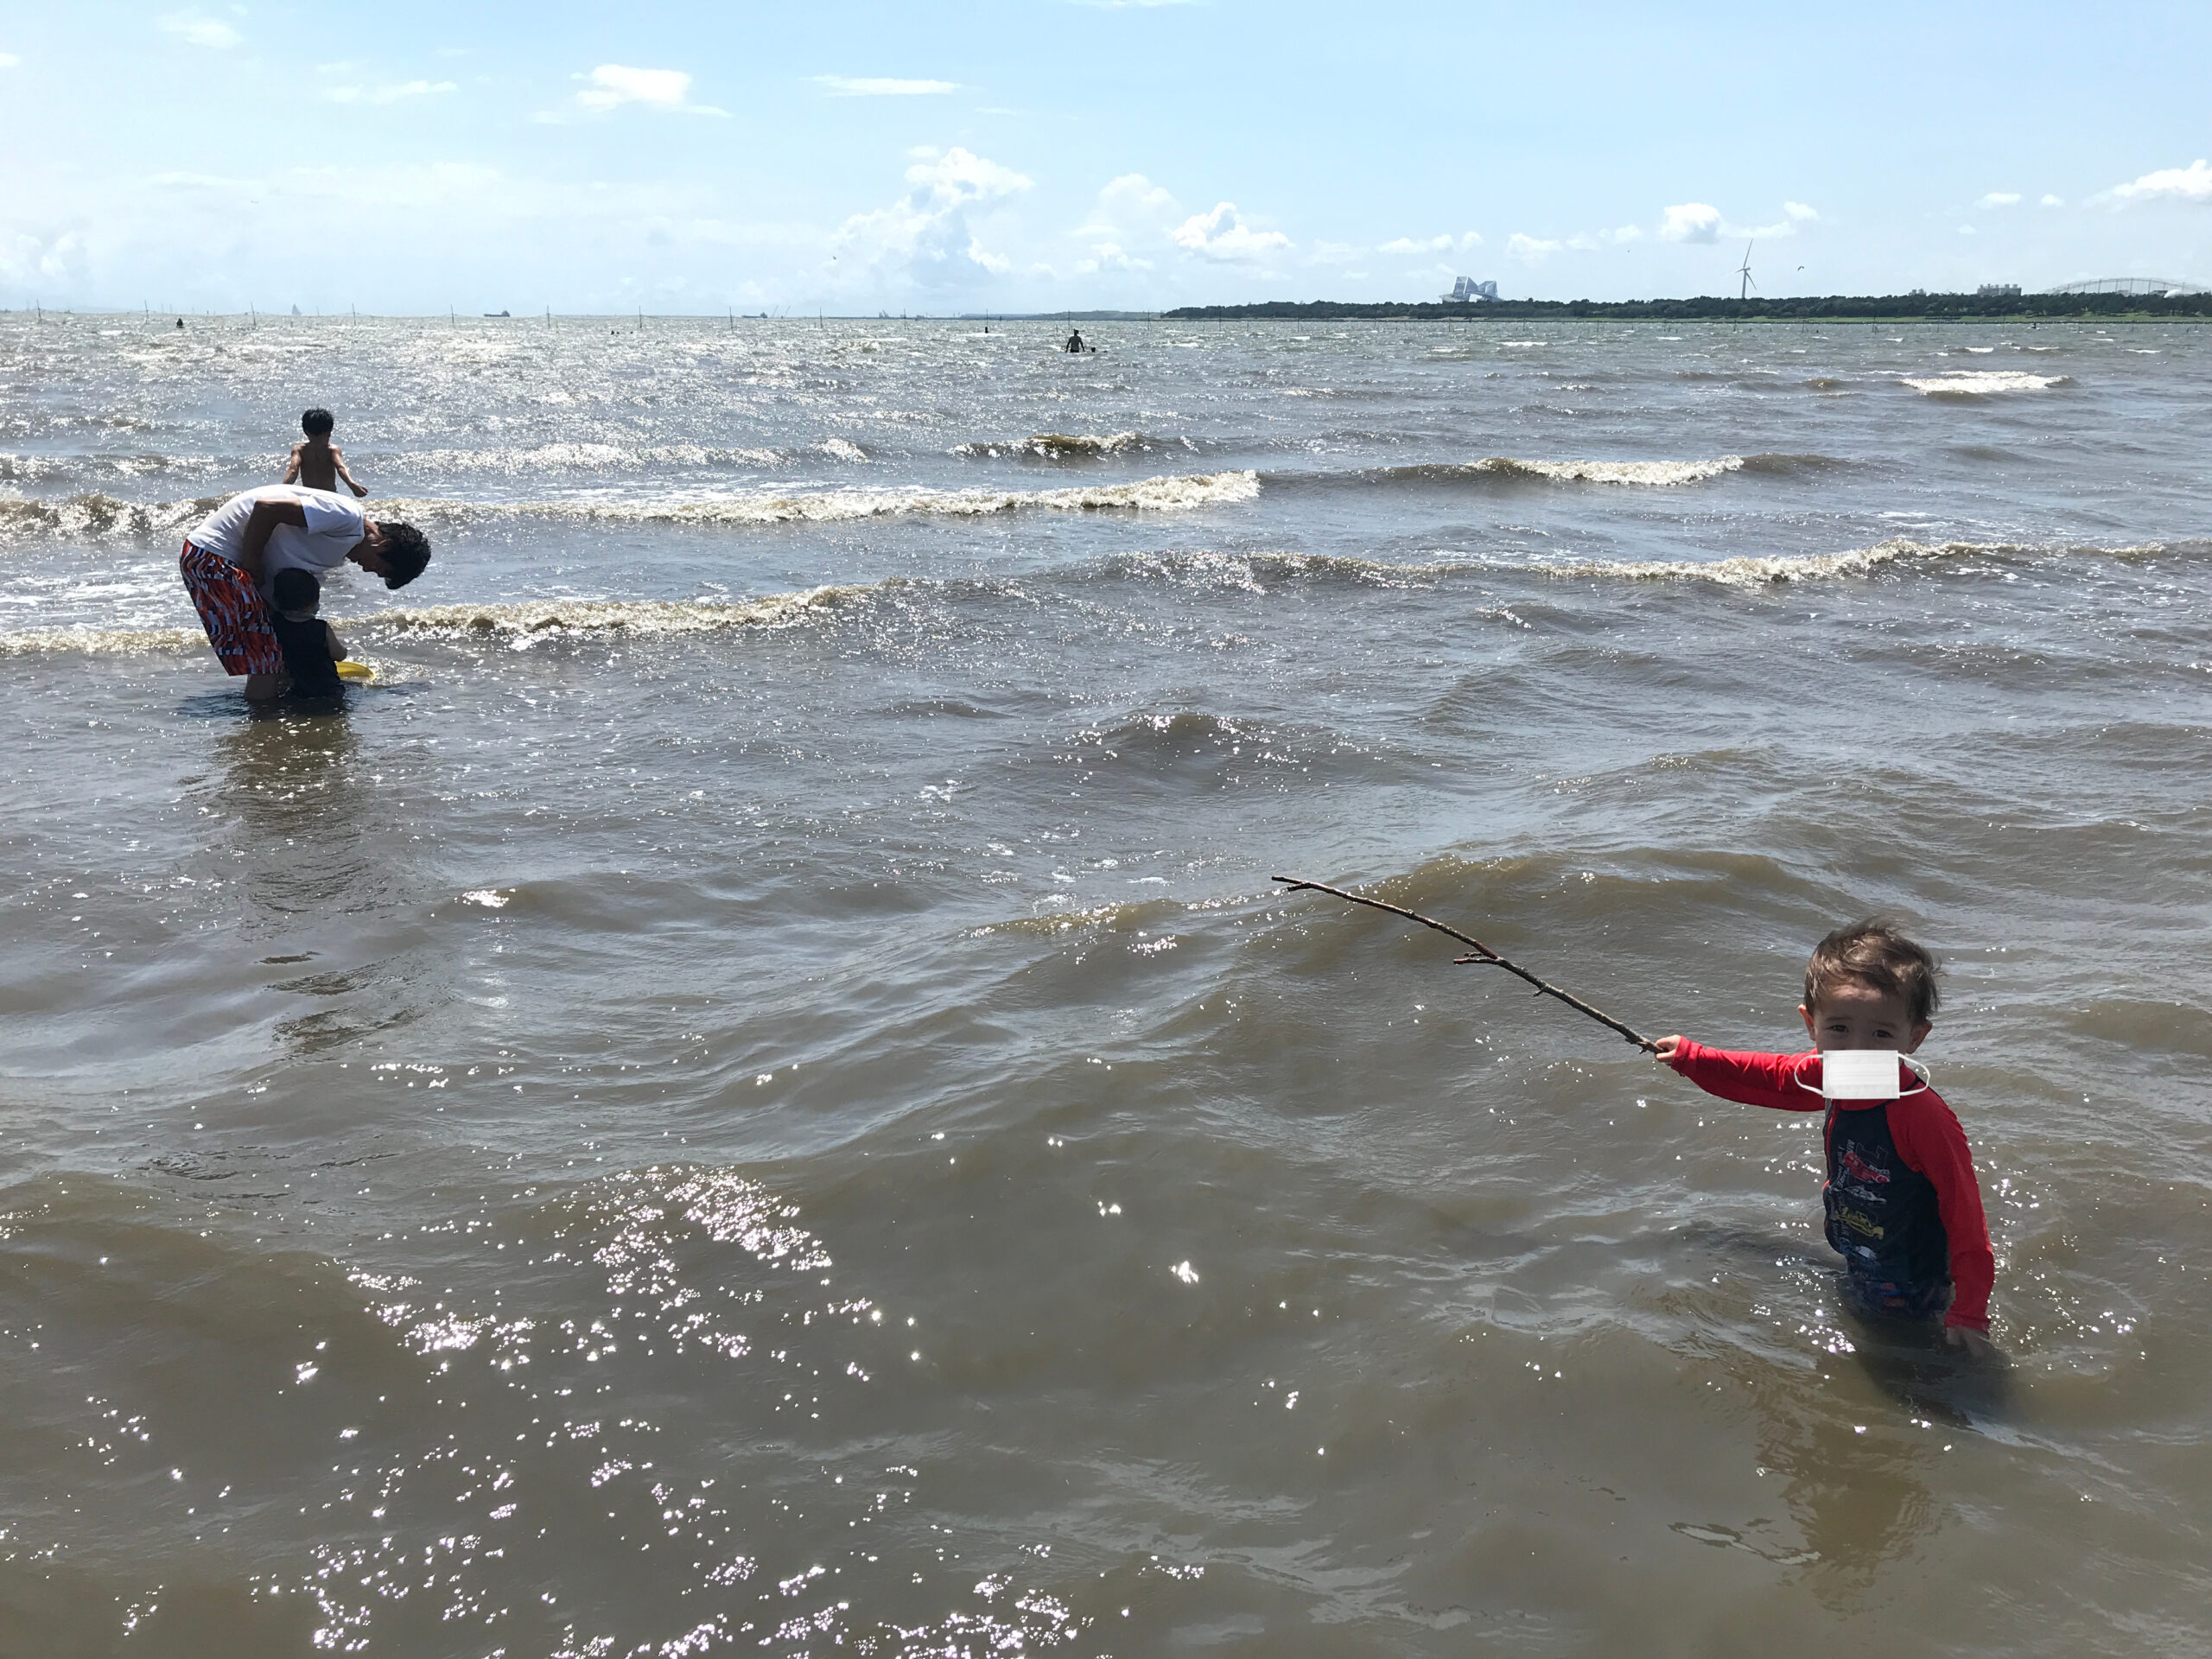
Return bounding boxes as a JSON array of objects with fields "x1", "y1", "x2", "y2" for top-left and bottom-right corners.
[
  {"x1": 404, "y1": 440, "x2": 830, "y2": 474},
  {"x1": 1371, "y1": 455, "x2": 1753, "y2": 487},
  {"x1": 359, "y1": 584, "x2": 875, "y2": 640},
  {"x1": 1535, "y1": 537, "x2": 2177, "y2": 588},
  {"x1": 955, "y1": 431, "x2": 1160, "y2": 460},
  {"x1": 1901, "y1": 372, "x2": 2071, "y2": 395},
  {"x1": 0, "y1": 492, "x2": 224, "y2": 543},
  {"x1": 0, "y1": 470, "x2": 1259, "y2": 546},
  {"x1": 3, "y1": 539, "x2": 2190, "y2": 660}
]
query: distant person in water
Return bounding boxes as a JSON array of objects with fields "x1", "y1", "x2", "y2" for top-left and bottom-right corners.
[
  {"x1": 267, "y1": 569, "x2": 346, "y2": 700},
  {"x1": 1653, "y1": 920, "x2": 1999, "y2": 1359},
  {"x1": 1064, "y1": 329, "x2": 1084, "y2": 353},
  {"x1": 178, "y1": 484, "x2": 428, "y2": 702},
  {"x1": 283, "y1": 408, "x2": 369, "y2": 497}
]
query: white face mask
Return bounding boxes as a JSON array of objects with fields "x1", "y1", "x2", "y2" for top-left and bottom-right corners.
[{"x1": 1800, "y1": 1049, "x2": 1932, "y2": 1100}]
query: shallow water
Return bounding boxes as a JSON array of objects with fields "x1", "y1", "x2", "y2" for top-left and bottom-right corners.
[{"x1": 3, "y1": 314, "x2": 2210, "y2": 1656}]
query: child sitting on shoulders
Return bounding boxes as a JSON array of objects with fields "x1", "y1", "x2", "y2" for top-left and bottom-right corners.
[
  {"x1": 284, "y1": 407, "x2": 369, "y2": 498},
  {"x1": 268, "y1": 568, "x2": 347, "y2": 699},
  {"x1": 1653, "y1": 920, "x2": 1999, "y2": 1359}
]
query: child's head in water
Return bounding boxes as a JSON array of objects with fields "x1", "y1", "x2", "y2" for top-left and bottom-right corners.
[
  {"x1": 271, "y1": 567, "x2": 321, "y2": 623},
  {"x1": 302, "y1": 408, "x2": 334, "y2": 440},
  {"x1": 1800, "y1": 920, "x2": 1938, "y2": 1055}
]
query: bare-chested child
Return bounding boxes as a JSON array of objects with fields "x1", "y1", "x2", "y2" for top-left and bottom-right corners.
[{"x1": 283, "y1": 408, "x2": 369, "y2": 498}]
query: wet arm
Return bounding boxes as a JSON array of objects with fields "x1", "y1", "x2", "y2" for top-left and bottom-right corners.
[
  {"x1": 283, "y1": 442, "x2": 303, "y2": 483},
  {"x1": 1658, "y1": 1038, "x2": 1821, "y2": 1111},
  {"x1": 1891, "y1": 1097, "x2": 1995, "y2": 1332},
  {"x1": 324, "y1": 621, "x2": 347, "y2": 662},
  {"x1": 332, "y1": 446, "x2": 369, "y2": 498}
]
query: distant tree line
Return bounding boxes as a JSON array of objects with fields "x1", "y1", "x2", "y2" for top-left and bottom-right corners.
[{"x1": 1163, "y1": 292, "x2": 2212, "y2": 321}]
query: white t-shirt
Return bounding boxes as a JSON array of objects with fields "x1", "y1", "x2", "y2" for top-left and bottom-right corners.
[{"x1": 189, "y1": 486, "x2": 367, "y2": 597}]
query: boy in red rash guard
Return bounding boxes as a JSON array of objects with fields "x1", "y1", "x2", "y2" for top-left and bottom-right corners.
[{"x1": 1651, "y1": 921, "x2": 1999, "y2": 1361}]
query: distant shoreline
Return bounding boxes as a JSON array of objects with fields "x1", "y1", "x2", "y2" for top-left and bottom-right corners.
[{"x1": 1164, "y1": 292, "x2": 2212, "y2": 323}]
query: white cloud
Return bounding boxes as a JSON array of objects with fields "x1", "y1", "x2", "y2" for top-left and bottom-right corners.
[
  {"x1": 0, "y1": 53, "x2": 20, "y2": 69},
  {"x1": 1659, "y1": 202, "x2": 1721, "y2": 244},
  {"x1": 1662, "y1": 200, "x2": 1813, "y2": 243},
  {"x1": 813, "y1": 76, "x2": 957, "y2": 96},
  {"x1": 1075, "y1": 240, "x2": 1151, "y2": 274},
  {"x1": 1171, "y1": 201, "x2": 1290, "y2": 261},
  {"x1": 1957, "y1": 225, "x2": 1976, "y2": 235},
  {"x1": 0, "y1": 227, "x2": 91, "y2": 289},
  {"x1": 834, "y1": 146, "x2": 1032, "y2": 290},
  {"x1": 326, "y1": 79, "x2": 458, "y2": 105},
  {"x1": 1610, "y1": 224, "x2": 1644, "y2": 244},
  {"x1": 1075, "y1": 173, "x2": 1178, "y2": 238},
  {"x1": 160, "y1": 13, "x2": 241, "y2": 48},
  {"x1": 2041, "y1": 194, "x2": 2065, "y2": 207},
  {"x1": 553, "y1": 65, "x2": 727, "y2": 120},
  {"x1": 905, "y1": 146, "x2": 1032, "y2": 204},
  {"x1": 1506, "y1": 232, "x2": 1562, "y2": 261},
  {"x1": 1379, "y1": 232, "x2": 1480, "y2": 254},
  {"x1": 1975, "y1": 192, "x2": 2021, "y2": 209},
  {"x1": 2107, "y1": 158, "x2": 2212, "y2": 204}
]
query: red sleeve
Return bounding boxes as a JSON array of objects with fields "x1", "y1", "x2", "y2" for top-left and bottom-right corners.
[
  {"x1": 1667, "y1": 1039, "x2": 1824, "y2": 1112},
  {"x1": 1888, "y1": 1091, "x2": 1995, "y2": 1332}
]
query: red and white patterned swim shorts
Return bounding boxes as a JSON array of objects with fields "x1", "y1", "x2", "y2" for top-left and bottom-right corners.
[{"x1": 179, "y1": 542, "x2": 283, "y2": 677}]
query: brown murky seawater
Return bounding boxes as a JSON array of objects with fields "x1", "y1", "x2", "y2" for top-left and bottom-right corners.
[{"x1": 2, "y1": 315, "x2": 2209, "y2": 1656}]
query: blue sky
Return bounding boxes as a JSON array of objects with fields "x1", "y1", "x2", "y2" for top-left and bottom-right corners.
[{"x1": 3, "y1": 0, "x2": 2209, "y2": 313}]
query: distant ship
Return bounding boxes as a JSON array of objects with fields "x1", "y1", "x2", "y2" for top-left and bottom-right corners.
[
  {"x1": 484, "y1": 309, "x2": 512, "y2": 318},
  {"x1": 1441, "y1": 276, "x2": 1498, "y2": 303}
]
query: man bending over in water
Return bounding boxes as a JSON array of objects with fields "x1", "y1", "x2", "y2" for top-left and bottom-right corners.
[{"x1": 179, "y1": 484, "x2": 429, "y2": 702}]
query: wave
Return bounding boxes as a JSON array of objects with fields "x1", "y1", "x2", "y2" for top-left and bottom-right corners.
[
  {"x1": 404, "y1": 440, "x2": 811, "y2": 474},
  {"x1": 0, "y1": 624, "x2": 207, "y2": 658},
  {"x1": 0, "y1": 492, "x2": 224, "y2": 543},
  {"x1": 1901, "y1": 372, "x2": 2071, "y2": 395},
  {"x1": 954, "y1": 431, "x2": 1159, "y2": 460},
  {"x1": 1370, "y1": 454, "x2": 1752, "y2": 487},
  {"x1": 1535, "y1": 537, "x2": 2178, "y2": 588},
  {"x1": 2, "y1": 538, "x2": 2190, "y2": 659},
  {"x1": 0, "y1": 471, "x2": 1260, "y2": 546},
  {"x1": 359, "y1": 584, "x2": 874, "y2": 640}
]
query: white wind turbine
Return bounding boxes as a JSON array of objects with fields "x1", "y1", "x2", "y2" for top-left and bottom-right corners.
[{"x1": 1737, "y1": 239, "x2": 1758, "y2": 300}]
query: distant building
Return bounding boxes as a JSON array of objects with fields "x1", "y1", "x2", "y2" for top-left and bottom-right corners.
[
  {"x1": 1442, "y1": 276, "x2": 1499, "y2": 303},
  {"x1": 1976, "y1": 283, "x2": 2022, "y2": 298}
]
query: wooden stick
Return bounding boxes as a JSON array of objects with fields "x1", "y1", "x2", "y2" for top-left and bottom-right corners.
[{"x1": 1272, "y1": 874, "x2": 1656, "y2": 1052}]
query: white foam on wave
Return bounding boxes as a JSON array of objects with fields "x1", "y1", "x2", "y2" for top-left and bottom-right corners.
[
  {"x1": 1540, "y1": 537, "x2": 2170, "y2": 588},
  {"x1": 1473, "y1": 455, "x2": 1745, "y2": 486},
  {"x1": 956, "y1": 431, "x2": 1150, "y2": 460},
  {"x1": 1901, "y1": 372, "x2": 2070, "y2": 395},
  {"x1": 0, "y1": 492, "x2": 222, "y2": 544},
  {"x1": 0, "y1": 469, "x2": 1258, "y2": 547},
  {"x1": 406, "y1": 441, "x2": 790, "y2": 474},
  {"x1": 363, "y1": 583, "x2": 874, "y2": 641},
  {"x1": 385, "y1": 469, "x2": 1259, "y2": 526},
  {"x1": 0, "y1": 583, "x2": 886, "y2": 658}
]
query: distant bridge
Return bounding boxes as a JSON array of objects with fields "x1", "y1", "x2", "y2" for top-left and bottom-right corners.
[{"x1": 2041, "y1": 276, "x2": 2209, "y2": 297}]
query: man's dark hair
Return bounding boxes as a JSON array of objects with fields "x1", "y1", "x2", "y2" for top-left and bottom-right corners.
[
  {"x1": 271, "y1": 567, "x2": 321, "y2": 618},
  {"x1": 1805, "y1": 920, "x2": 1941, "y2": 1027},
  {"x1": 302, "y1": 408, "x2": 334, "y2": 438},
  {"x1": 375, "y1": 521, "x2": 431, "y2": 589}
]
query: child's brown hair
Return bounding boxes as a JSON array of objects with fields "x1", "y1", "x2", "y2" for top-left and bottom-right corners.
[{"x1": 1804, "y1": 920, "x2": 1941, "y2": 1026}]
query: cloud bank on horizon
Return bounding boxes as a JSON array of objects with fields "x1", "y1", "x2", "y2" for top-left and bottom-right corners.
[{"x1": 3, "y1": 2, "x2": 2209, "y2": 311}]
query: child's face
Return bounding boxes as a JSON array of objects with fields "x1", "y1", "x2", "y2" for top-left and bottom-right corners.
[{"x1": 1798, "y1": 980, "x2": 1931, "y2": 1053}]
